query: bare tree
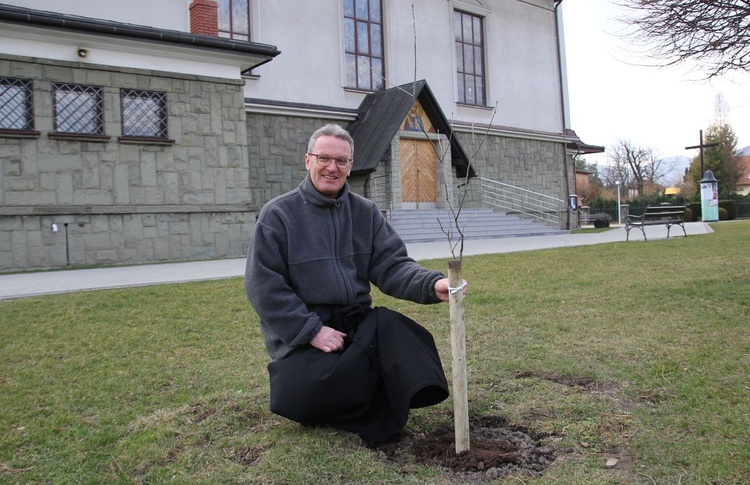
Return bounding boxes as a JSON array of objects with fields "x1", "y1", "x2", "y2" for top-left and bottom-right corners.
[
  {"x1": 610, "y1": 140, "x2": 648, "y2": 195},
  {"x1": 616, "y1": 0, "x2": 750, "y2": 78},
  {"x1": 370, "y1": 3, "x2": 479, "y2": 455},
  {"x1": 608, "y1": 139, "x2": 673, "y2": 197},
  {"x1": 642, "y1": 150, "x2": 677, "y2": 187},
  {"x1": 600, "y1": 152, "x2": 631, "y2": 190}
]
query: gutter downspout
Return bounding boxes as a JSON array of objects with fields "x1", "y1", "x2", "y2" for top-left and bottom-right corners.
[{"x1": 554, "y1": 0, "x2": 571, "y2": 230}]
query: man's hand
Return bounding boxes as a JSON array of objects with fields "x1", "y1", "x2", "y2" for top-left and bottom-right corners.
[
  {"x1": 310, "y1": 325, "x2": 347, "y2": 353},
  {"x1": 434, "y1": 277, "x2": 467, "y2": 302}
]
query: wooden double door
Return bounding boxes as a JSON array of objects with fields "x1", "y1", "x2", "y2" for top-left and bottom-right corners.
[{"x1": 400, "y1": 138, "x2": 437, "y2": 209}]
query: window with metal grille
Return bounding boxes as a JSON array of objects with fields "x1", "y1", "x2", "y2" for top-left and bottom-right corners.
[
  {"x1": 454, "y1": 10, "x2": 486, "y2": 106},
  {"x1": 344, "y1": 0, "x2": 384, "y2": 92},
  {"x1": 0, "y1": 77, "x2": 34, "y2": 131},
  {"x1": 121, "y1": 89, "x2": 168, "y2": 138},
  {"x1": 52, "y1": 83, "x2": 104, "y2": 134},
  {"x1": 218, "y1": 0, "x2": 249, "y2": 41}
]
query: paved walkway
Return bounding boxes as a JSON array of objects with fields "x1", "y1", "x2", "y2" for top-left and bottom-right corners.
[{"x1": 0, "y1": 223, "x2": 712, "y2": 300}]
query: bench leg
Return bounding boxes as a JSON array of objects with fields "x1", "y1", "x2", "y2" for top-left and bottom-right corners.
[
  {"x1": 666, "y1": 223, "x2": 688, "y2": 238},
  {"x1": 625, "y1": 225, "x2": 647, "y2": 241}
]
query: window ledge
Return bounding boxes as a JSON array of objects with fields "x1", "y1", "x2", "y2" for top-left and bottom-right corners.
[
  {"x1": 0, "y1": 129, "x2": 41, "y2": 139},
  {"x1": 48, "y1": 132, "x2": 111, "y2": 142},
  {"x1": 457, "y1": 102, "x2": 494, "y2": 111},
  {"x1": 343, "y1": 87, "x2": 378, "y2": 95},
  {"x1": 118, "y1": 136, "x2": 175, "y2": 146}
]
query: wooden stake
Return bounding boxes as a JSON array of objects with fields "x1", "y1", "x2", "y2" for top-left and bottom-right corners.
[{"x1": 448, "y1": 260, "x2": 469, "y2": 453}]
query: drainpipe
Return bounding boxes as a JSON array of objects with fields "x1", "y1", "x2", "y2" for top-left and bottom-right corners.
[
  {"x1": 64, "y1": 222, "x2": 70, "y2": 266},
  {"x1": 554, "y1": 0, "x2": 571, "y2": 230}
]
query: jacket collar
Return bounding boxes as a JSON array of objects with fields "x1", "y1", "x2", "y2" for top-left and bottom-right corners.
[{"x1": 298, "y1": 173, "x2": 349, "y2": 208}]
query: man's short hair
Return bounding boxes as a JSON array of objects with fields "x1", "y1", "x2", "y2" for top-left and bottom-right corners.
[{"x1": 307, "y1": 124, "x2": 354, "y2": 158}]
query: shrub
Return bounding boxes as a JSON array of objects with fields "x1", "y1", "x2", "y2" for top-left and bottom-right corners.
[
  {"x1": 719, "y1": 200, "x2": 737, "y2": 220},
  {"x1": 688, "y1": 202, "x2": 702, "y2": 221},
  {"x1": 593, "y1": 213, "x2": 611, "y2": 228},
  {"x1": 719, "y1": 207, "x2": 729, "y2": 220},
  {"x1": 683, "y1": 207, "x2": 692, "y2": 222}
]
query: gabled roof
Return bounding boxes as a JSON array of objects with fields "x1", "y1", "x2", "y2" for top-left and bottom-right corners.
[{"x1": 347, "y1": 80, "x2": 475, "y2": 178}]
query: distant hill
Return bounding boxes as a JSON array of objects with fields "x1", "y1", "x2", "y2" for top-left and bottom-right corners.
[{"x1": 662, "y1": 148, "x2": 750, "y2": 185}]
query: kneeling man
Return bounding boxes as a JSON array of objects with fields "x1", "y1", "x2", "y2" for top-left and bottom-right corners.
[{"x1": 246, "y1": 124, "x2": 459, "y2": 443}]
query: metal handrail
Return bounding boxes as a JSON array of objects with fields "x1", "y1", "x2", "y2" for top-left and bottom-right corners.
[{"x1": 479, "y1": 177, "x2": 565, "y2": 226}]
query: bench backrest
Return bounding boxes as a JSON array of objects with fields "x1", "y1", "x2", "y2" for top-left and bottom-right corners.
[{"x1": 641, "y1": 205, "x2": 686, "y2": 221}]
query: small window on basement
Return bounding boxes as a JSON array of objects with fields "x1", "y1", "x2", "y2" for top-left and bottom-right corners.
[
  {"x1": 121, "y1": 89, "x2": 168, "y2": 139},
  {"x1": 0, "y1": 77, "x2": 34, "y2": 131},
  {"x1": 52, "y1": 82, "x2": 104, "y2": 134}
]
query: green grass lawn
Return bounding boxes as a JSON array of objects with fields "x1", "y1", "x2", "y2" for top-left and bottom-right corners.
[{"x1": 1, "y1": 221, "x2": 748, "y2": 483}]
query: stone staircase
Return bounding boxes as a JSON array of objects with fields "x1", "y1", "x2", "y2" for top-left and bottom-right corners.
[{"x1": 388, "y1": 208, "x2": 568, "y2": 244}]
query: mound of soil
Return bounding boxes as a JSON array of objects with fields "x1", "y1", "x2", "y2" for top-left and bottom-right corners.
[{"x1": 376, "y1": 416, "x2": 555, "y2": 480}]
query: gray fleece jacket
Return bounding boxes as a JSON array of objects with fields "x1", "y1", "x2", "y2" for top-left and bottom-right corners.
[{"x1": 245, "y1": 174, "x2": 445, "y2": 360}]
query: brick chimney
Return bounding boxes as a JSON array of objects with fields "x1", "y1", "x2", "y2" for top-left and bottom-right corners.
[{"x1": 189, "y1": 0, "x2": 218, "y2": 36}]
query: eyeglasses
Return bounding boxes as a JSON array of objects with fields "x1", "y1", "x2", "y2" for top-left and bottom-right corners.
[{"x1": 309, "y1": 153, "x2": 353, "y2": 168}]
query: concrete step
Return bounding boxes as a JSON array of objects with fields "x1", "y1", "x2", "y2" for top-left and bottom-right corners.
[{"x1": 388, "y1": 209, "x2": 567, "y2": 243}]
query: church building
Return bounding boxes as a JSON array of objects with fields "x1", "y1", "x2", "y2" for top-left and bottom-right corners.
[{"x1": 0, "y1": 0, "x2": 602, "y2": 271}]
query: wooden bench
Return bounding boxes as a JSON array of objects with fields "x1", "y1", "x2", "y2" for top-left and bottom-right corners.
[{"x1": 625, "y1": 205, "x2": 687, "y2": 241}]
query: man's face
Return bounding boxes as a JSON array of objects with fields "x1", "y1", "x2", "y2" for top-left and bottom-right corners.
[{"x1": 305, "y1": 135, "x2": 352, "y2": 198}]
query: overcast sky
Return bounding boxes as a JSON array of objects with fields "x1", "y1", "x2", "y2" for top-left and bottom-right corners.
[{"x1": 561, "y1": 0, "x2": 750, "y2": 167}]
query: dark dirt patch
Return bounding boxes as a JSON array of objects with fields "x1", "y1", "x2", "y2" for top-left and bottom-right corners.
[
  {"x1": 188, "y1": 403, "x2": 216, "y2": 424},
  {"x1": 516, "y1": 371, "x2": 639, "y2": 413},
  {"x1": 517, "y1": 370, "x2": 606, "y2": 390},
  {"x1": 225, "y1": 444, "x2": 266, "y2": 466},
  {"x1": 374, "y1": 415, "x2": 555, "y2": 481}
]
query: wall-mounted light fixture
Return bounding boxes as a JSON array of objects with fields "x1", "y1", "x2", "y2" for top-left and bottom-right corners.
[{"x1": 77, "y1": 48, "x2": 89, "y2": 58}]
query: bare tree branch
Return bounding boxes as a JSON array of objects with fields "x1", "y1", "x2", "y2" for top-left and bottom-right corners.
[{"x1": 616, "y1": 0, "x2": 750, "y2": 78}]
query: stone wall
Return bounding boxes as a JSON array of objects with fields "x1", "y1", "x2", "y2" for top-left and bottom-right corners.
[
  {"x1": 460, "y1": 134, "x2": 572, "y2": 200},
  {"x1": 245, "y1": 114, "x2": 354, "y2": 207},
  {"x1": 454, "y1": 133, "x2": 575, "y2": 229},
  {"x1": 0, "y1": 55, "x2": 255, "y2": 271},
  {"x1": 0, "y1": 59, "x2": 576, "y2": 272},
  {"x1": 0, "y1": 211, "x2": 252, "y2": 269},
  {"x1": 242, "y1": 118, "x2": 571, "y2": 221},
  {"x1": 350, "y1": 159, "x2": 392, "y2": 211}
]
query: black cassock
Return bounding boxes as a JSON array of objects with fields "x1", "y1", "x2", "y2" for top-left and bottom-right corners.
[{"x1": 267, "y1": 305, "x2": 449, "y2": 443}]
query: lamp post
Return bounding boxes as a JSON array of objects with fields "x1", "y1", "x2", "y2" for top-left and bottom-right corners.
[{"x1": 615, "y1": 181, "x2": 621, "y2": 225}]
